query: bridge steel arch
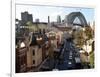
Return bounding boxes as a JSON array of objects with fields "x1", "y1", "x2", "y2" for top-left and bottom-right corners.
[{"x1": 66, "y1": 12, "x2": 88, "y2": 27}]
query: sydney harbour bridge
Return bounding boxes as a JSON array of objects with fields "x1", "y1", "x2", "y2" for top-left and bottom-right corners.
[{"x1": 66, "y1": 12, "x2": 88, "y2": 27}]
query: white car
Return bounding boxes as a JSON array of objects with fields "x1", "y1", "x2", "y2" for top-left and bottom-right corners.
[{"x1": 68, "y1": 62, "x2": 72, "y2": 64}]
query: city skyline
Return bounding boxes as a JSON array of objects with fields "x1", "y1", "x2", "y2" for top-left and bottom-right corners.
[
  {"x1": 16, "y1": 4, "x2": 94, "y2": 23},
  {"x1": 15, "y1": 4, "x2": 95, "y2": 73}
]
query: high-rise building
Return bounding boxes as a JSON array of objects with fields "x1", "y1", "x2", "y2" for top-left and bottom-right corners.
[
  {"x1": 64, "y1": 15, "x2": 68, "y2": 23},
  {"x1": 21, "y1": 11, "x2": 33, "y2": 25},
  {"x1": 28, "y1": 14, "x2": 33, "y2": 22},
  {"x1": 35, "y1": 18, "x2": 39, "y2": 23},
  {"x1": 57, "y1": 15, "x2": 61, "y2": 23}
]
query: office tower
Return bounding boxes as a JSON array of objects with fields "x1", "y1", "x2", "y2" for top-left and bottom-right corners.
[
  {"x1": 35, "y1": 18, "x2": 39, "y2": 23},
  {"x1": 57, "y1": 15, "x2": 61, "y2": 23},
  {"x1": 21, "y1": 11, "x2": 33, "y2": 25}
]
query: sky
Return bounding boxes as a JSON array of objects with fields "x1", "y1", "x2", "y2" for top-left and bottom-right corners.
[{"x1": 16, "y1": 4, "x2": 94, "y2": 23}]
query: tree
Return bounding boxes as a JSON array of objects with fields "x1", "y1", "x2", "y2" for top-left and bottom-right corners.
[
  {"x1": 72, "y1": 29, "x2": 85, "y2": 47},
  {"x1": 84, "y1": 26, "x2": 94, "y2": 40},
  {"x1": 26, "y1": 21, "x2": 38, "y2": 32},
  {"x1": 26, "y1": 21, "x2": 33, "y2": 26},
  {"x1": 48, "y1": 42, "x2": 56, "y2": 59},
  {"x1": 89, "y1": 51, "x2": 94, "y2": 68}
]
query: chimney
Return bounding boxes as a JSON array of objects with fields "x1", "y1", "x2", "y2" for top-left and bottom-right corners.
[{"x1": 48, "y1": 16, "x2": 50, "y2": 23}]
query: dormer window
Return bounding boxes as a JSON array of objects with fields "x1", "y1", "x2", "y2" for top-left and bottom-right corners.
[{"x1": 20, "y1": 42, "x2": 25, "y2": 48}]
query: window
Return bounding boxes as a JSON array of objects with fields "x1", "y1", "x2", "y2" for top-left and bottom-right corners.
[
  {"x1": 33, "y1": 60, "x2": 35, "y2": 64},
  {"x1": 33, "y1": 49, "x2": 35, "y2": 55}
]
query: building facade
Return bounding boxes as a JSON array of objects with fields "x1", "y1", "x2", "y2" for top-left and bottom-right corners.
[
  {"x1": 57, "y1": 15, "x2": 61, "y2": 23},
  {"x1": 16, "y1": 46, "x2": 27, "y2": 73}
]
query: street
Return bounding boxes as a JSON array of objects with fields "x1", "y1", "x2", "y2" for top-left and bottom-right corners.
[{"x1": 39, "y1": 38, "x2": 82, "y2": 71}]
